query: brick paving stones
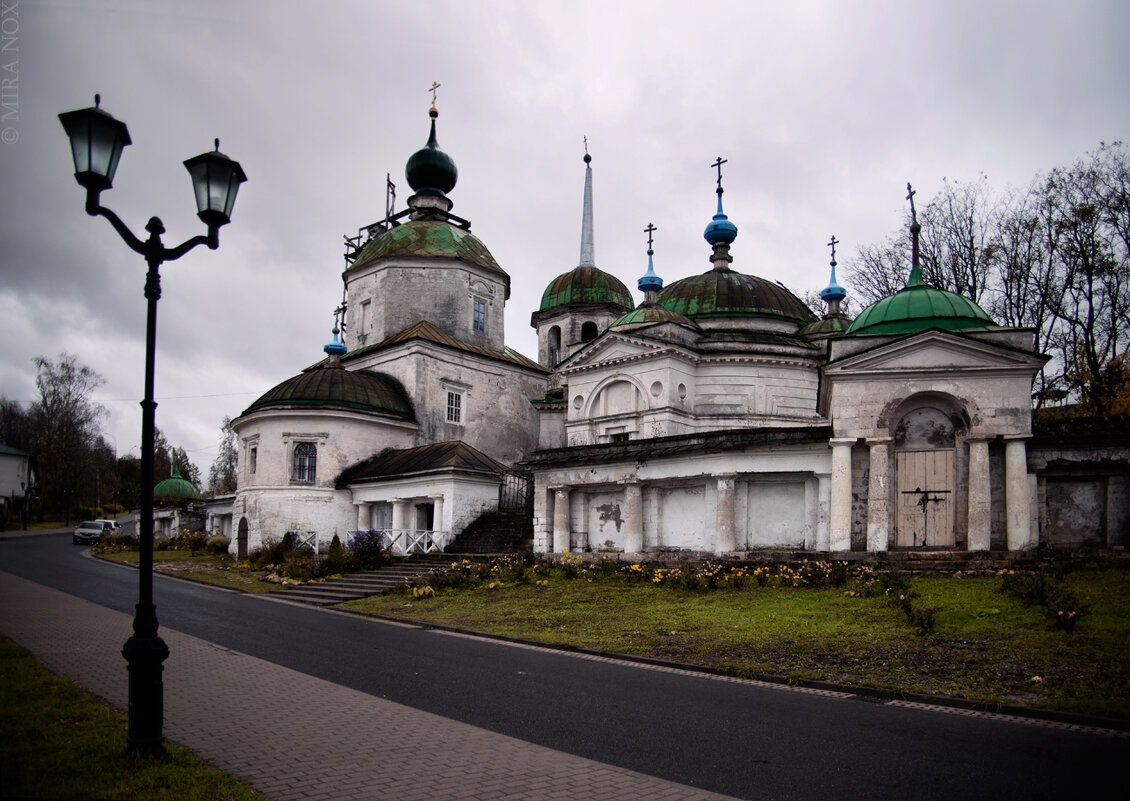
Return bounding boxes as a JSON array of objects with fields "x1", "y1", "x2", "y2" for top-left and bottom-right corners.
[{"x1": 0, "y1": 571, "x2": 741, "y2": 801}]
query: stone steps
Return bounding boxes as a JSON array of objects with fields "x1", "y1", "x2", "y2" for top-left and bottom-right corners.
[{"x1": 269, "y1": 561, "x2": 439, "y2": 606}]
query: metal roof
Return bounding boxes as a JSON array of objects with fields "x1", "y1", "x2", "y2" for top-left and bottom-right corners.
[
  {"x1": 336, "y1": 440, "x2": 510, "y2": 487},
  {"x1": 539, "y1": 266, "x2": 634, "y2": 311}
]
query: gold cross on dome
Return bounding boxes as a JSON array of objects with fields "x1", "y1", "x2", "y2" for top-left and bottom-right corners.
[{"x1": 428, "y1": 81, "x2": 441, "y2": 106}]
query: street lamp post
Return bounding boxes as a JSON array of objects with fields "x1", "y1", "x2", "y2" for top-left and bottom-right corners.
[{"x1": 59, "y1": 94, "x2": 246, "y2": 758}]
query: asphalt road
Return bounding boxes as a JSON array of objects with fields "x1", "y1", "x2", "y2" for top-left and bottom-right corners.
[{"x1": 2, "y1": 532, "x2": 1126, "y2": 800}]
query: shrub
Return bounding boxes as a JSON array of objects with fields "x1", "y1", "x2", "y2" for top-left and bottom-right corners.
[
  {"x1": 249, "y1": 535, "x2": 290, "y2": 567},
  {"x1": 349, "y1": 529, "x2": 392, "y2": 570},
  {"x1": 168, "y1": 530, "x2": 209, "y2": 552},
  {"x1": 94, "y1": 533, "x2": 138, "y2": 553},
  {"x1": 205, "y1": 535, "x2": 230, "y2": 555}
]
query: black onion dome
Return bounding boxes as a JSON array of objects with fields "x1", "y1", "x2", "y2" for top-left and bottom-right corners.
[
  {"x1": 658, "y1": 270, "x2": 816, "y2": 324},
  {"x1": 242, "y1": 365, "x2": 415, "y2": 421},
  {"x1": 406, "y1": 110, "x2": 457, "y2": 196}
]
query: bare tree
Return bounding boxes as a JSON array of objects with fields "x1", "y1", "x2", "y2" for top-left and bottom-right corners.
[
  {"x1": 918, "y1": 175, "x2": 999, "y2": 304},
  {"x1": 207, "y1": 416, "x2": 238, "y2": 495},
  {"x1": 29, "y1": 353, "x2": 106, "y2": 522},
  {"x1": 841, "y1": 142, "x2": 1130, "y2": 411}
]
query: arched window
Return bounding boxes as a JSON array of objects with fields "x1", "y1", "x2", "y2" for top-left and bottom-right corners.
[
  {"x1": 581, "y1": 321, "x2": 598, "y2": 341},
  {"x1": 293, "y1": 442, "x2": 317, "y2": 484},
  {"x1": 548, "y1": 325, "x2": 561, "y2": 365}
]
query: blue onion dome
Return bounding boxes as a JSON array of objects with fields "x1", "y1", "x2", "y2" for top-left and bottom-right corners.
[
  {"x1": 820, "y1": 262, "x2": 847, "y2": 304},
  {"x1": 704, "y1": 193, "x2": 738, "y2": 245},
  {"x1": 638, "y1": 250, "x2": 662, "y2": 293},
  {"x1": 406, "y1": 107, "x2": 457, "y2": 197},
  {"x1": 324, "y1": 328, "x2": 347, "y2": 357}
]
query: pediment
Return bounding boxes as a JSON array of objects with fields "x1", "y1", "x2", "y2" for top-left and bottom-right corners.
[
  {"x1": 561, "y1": 333, "x2": 684, "y2": 372},
  {"x1": 825, "y1": 330, "x2": 1045, "y2": 377}
]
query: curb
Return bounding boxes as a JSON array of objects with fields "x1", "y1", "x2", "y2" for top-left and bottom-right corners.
[{"x1": 92, "y1": 549, "x2": 1130, "y2": 735}]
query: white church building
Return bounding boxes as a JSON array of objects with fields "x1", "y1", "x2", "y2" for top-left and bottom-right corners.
[{"x1": 228, "y1": 103, "x2": 1052, "y2": 560}]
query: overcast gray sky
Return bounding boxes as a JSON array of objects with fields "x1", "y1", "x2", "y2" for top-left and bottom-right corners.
[{"x1": 2, "y1": 0, "x2": 1128, "y2": 478}]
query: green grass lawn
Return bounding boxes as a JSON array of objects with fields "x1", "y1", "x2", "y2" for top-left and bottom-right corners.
[
  {"x1": 0, "y1": 636, "x2": 271, "y2": 801},
  {"x1": 98, "y1": 549, "x2": 276, "y2": 593},
  {"x1": 344, "y1": 567, "x2": 1130, "y2": 720}
]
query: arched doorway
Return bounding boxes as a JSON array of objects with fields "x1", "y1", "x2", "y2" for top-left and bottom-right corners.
[
  {"x1": 895, "y1": 406, "x2": 957, "y2": 547},
  {"x1": 237, "y1": 517, "x2": 249, "y2": 560}
]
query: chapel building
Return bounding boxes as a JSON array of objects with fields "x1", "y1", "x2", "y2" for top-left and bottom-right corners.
[{"x1": 227, "y1": 103, "x2": 1076, "y2": 560}]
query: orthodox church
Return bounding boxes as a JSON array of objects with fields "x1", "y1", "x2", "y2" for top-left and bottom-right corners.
[{"x1": 227, "y1": 102, "x2": 1054, "y2": 560}]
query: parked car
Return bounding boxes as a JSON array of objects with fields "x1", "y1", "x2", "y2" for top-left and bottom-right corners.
[
  {"x1": 94, "y1": 518, "x2": 121, "y2": 535},
  {"x1": 73, "y1": 520, "x2": 105, "y2": 545}
]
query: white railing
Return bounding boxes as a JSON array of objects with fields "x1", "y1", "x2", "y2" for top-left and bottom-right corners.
[
  {"x1": 379, "y1": 528, "x2": 452, "y2": 555},
  {"x1": 345, "y1": 528, "x2": 452, "y2": 556}
]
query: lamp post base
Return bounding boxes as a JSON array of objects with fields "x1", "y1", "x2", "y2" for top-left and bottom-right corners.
[{"x1": 121, "y1": 608, "x2": 170, "y2": 760}]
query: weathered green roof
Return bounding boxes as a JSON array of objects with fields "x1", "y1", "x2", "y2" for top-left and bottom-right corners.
[
  {"x1": 798, "y1": 314, "x2": 852, "y2": 338},
  {"x1": 610, "y1": 304, "x2": 700, "y2": 330},
  {"x1": 350, "y1": 220, "x2": 508, "y2": 290},
  {"x1": 539, "y1": 266, "x2": 633, "y2": 311},
  {"x1": 657, "y1": 269, "x2": 816, "y2": 324},
  {"x1": 241, "y1": 364, "x2": 415, "y2": 421},
  {"x1": 846, "y1": 282, "x2": 995, "y2": 335},
  {"x1": 154, "y1": 472, "x2": 201, "y2": 502}
]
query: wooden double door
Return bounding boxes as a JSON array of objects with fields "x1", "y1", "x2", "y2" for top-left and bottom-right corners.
[{"x1": 896, "y1": 449, "x2": 955, "y2": 547}]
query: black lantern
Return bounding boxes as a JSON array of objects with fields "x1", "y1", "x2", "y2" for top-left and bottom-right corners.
[
  {"x1": 184, "y1": 139, "x2": 248, "y2": 228},
  {"x1": 58, "y1": 94, "x2": 132, "y2": 208}
]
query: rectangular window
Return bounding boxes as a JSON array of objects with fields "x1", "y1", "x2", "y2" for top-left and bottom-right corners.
[
  {"x1": 249, "y1": 447, "x2": 257, "y2": 475},
  {"x1": 446, "y1": 391, "x2": 462, "y2": 423},
  {"x1": 472, "y1": 298, "x2": 487, "y2": 333}
]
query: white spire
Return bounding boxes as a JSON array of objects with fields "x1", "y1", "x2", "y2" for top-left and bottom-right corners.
[{"x1": 579, "y1": 149, "x2": 595, "y2": 268}]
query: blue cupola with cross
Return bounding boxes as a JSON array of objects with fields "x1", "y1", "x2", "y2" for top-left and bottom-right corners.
[
  {"x1": 703, "y1": 156, "x2": 738, "y2": 246},
  {"x1": 638, "y1": 222, "x2": 662, "y2": 296}
]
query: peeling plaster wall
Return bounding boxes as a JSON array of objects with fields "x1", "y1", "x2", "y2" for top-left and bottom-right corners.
[
  {"x1": 346, "y1": 258, "x2": 508, "y2": 352},
  {"x1": 530, "y1": 444, "x2": 832, "y2": 555},
  {"x1": 350, "y1": 342, "x2": 545, "y2": 465}
]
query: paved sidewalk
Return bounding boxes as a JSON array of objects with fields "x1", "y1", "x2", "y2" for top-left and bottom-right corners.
[{"x1": 0, "y1": 571, "x2": 740, "y2": 801}]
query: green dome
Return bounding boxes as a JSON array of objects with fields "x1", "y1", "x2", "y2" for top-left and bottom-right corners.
[
  {"x1": 242, "y1": 364, "x2": 415, "y2": 421},
  {"x1": 154, "y1": 472, "x2": 201, "y2": 502},
  {"x1": 350, "y1": 220, "x2": 508, "y2": 294},
  {"x1": 657, "y1": 269, "x2": 816, "y2": 325},
  {"x1": 846, "y1": 280, "x2": 996, "y2": 335},
  {"x1": 540, "y1": 266, "x2": 633, "y2": 311},
  {"x1": 611, "y1": 304, "x2": 699, "y2": 330}
]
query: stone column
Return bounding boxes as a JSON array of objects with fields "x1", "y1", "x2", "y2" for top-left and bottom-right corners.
[
  {"x1": 552, "y1": 487, "x2": 571, "y2": 553},
  {"x1": 1005, "y1": 437, "x2": 1032, "y2": 551},
  {"x1": 391, "y1": 498, "x2": 408, "y2": 531},
  {"x1": 866, "y1": 438, "x2": 891, "y2": 552},
  {"x1": 429, "y1": 495, "x2": 445, "y2": 532},
  {"x1": 715, "y1": 474, "x2": 737, "y2": 553},
  {"x1": 574, "y1": 493, "x2": 589, "y2": 552},
  {"x1": 829, "y1": 438, "x2": 856, "y2": 552},
  {"x1": 623, "y1": 481, "x2": 644, "y2": 554},
  {"x1": 815, "y1": 473, "x2": 831, "y2": 551},
  {"x1": 967, "y1": 439, "x2": 991, "y2": 551},
  {"x1": 355, "y1": 502, "x2": 372, "y2": 533}
]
